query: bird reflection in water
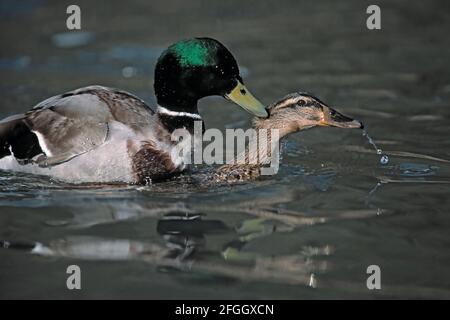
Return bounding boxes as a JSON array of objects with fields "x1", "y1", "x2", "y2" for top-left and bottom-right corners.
[
  {"x1": 1, "y1": 200, "x2": 347, "y2": 287},
  {"x1": 1, "y1": 185, "x2": 387, "y2": 287}
]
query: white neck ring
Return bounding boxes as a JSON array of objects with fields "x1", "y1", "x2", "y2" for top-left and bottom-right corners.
[{"x1": 157, "y1": 106, "x2": 202, "y2": 120}]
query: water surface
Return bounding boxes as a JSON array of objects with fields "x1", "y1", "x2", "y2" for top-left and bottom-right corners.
[{"x1": 1, "y1": 0, "x2": 450, "y2": 299}]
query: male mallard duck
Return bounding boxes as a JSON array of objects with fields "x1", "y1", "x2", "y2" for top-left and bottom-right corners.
[
  {"x1": 0, "y1": 38, "x2": 267, "y2": 184},
  {"x1": 214, "y1": 92, "x2": 363, "y2": 182}
]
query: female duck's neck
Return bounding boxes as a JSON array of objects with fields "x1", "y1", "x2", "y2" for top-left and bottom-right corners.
[{"x1": 236, "y1": 128, "x2": 282, "y2": 167}]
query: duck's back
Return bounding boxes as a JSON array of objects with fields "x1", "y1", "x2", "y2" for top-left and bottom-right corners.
[{"x1": 0, "y1": 85, "x2": 178, "y2": 184}]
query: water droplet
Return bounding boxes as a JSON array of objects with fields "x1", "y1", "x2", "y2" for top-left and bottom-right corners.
[
  {"x1": 363, "y1": 130, "x2": 389, "y2": 165},
  {"x1": 380, "y1": 155, "x2": 389, "y2": 165}
]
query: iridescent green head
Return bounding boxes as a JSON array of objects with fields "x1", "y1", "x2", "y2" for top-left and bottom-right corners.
[
  {"x1": 154, "y1": 38, "x2": 267, "y2": 117},
  {"x1": 170, "y1": 39, "x2": 217, "y2": 67}
]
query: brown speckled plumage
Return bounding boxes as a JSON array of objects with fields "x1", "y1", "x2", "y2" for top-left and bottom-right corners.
[
  {"x1": 214, "y1": 164, "x2": 261, "y2": 183},
  {"x1": 128, "y1": 140, "x2": 179, "y2": 184}
]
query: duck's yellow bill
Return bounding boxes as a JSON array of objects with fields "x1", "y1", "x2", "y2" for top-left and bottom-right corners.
[{"x1": 225, "y1": 81, "x2": 268, "y2": 118}]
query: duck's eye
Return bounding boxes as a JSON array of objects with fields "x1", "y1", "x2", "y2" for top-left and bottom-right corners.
[
  {"x1": 240, "y1": 88, "x2": 247, "y2": 95},
  {"x1": 297, "y1": 100, "x2": 306, "y2": 107}
]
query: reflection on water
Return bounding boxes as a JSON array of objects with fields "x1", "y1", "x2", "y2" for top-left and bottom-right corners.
[
  {"x1": 0, "y1": 194, "x2": 379, "y2": 288},
  {"x1": 0, "y1": 170, "x2": 397, "y2": 293},
  {"x1": 1, "y1": 0, "x2": 450, "y2": 299}
]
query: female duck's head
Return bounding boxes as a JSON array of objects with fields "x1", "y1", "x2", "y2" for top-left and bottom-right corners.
[
  {"x1": 255, "y1": 92, "x2": 363, "y2": 136},
  {"x1": 154, "y1": 38, "x2": 267, "y2": 118}
]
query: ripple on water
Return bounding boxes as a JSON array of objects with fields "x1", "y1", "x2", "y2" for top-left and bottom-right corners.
[
  {"x1": 52, "y1": 31, "x2": 95, "y2": 48},
  {"x1": 395, "y1": 163, "x2": 439, "y2": 177}
]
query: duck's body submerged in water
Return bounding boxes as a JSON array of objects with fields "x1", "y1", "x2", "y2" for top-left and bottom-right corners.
[
  {"x1": 213, "y1": 92, "x2": 363, "y2": 183},
  {"x1": 0, "y1": 38, "x2": 267, "y2": 184}
]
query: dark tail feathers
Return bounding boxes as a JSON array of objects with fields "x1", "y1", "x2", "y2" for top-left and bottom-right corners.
[{"x1": 0, "y1": 114, "x2": 43, "y2": 161}]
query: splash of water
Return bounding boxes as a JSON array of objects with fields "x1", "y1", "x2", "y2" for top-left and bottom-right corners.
[
  {"x1": 380, "y1": 154, "x2": 389, "y2": 165},
  {"x1": 362, "y1": 130, "x2": 389, "y2": 165}
]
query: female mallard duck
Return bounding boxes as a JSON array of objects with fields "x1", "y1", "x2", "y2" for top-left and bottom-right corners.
[
  {"x1": 214, "y1": 92, "x2": 363, "y2": 183},
  {"x1": 0, "y1": 38, "x2": 267, "y2": 184}
]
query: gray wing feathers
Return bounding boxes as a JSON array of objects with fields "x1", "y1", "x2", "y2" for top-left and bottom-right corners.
[
  {"x1": 26, "y1": 108, "x2": 110, "y2": 165},
  {"x1": 6, "y1": 86, "x2": 154, "y2": 167},
  {"x1": 0, "y1": 114, "x2": 26, "y2": 124}
]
